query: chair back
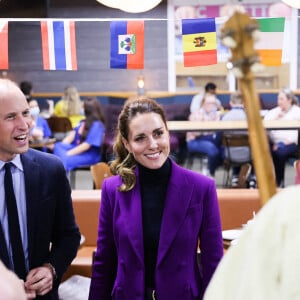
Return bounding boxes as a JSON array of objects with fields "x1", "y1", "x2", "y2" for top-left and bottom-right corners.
[
  {"x1": 90, "y1": 162, "x2": 112, "y2": 189},
  {"x1": 222, "y1": 133, "x2": 251, "y2": 163},
  {"x1": 222, "y1": 133, "x2": 252, "y2": 188},
  {"x1": 295, "y1": 160, "x2": 300, "y2": 184},
  {"x1": 47, "y1": 116, "x2": 73, "y2": 141}
]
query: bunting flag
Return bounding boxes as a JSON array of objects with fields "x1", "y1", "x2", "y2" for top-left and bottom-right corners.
[
  {"x1": 182, "y1": 18, "x2": 217, "y2": 67},
  {"x1": 0, "y1": 21, "x2": 9, "y2": 70},
  {"x1": 255, "y1": 18, "x2": 285, "y2": 66},
  {"x1": 110, "y1": 20, "x2": 144, "y2": 69},
  {"x1": 40, "y1": 20, "x2": 77, "y2": 70}
]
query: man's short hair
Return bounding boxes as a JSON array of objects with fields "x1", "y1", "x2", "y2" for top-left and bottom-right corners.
[{"x1": 205, "y1": 82, "x2": 217, "y2": 92}]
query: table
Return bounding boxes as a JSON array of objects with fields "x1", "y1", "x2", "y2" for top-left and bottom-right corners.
[
  {"x1": 167, "y1": 120, "x2": 300, "y2": 132},
  {"x1": 29, "y1": 138, "x2": 56, "y2": 149}
]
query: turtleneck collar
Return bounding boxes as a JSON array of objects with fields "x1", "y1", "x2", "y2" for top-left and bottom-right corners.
[{"x1": 138, "y1": 158, "x2": 171, "y2": 186}]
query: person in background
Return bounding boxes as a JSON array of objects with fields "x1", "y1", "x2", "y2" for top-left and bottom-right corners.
[
  {"x1": 53, "y1": 97, "x2": 106, "y2": 172},
  {"x1": 190, "y1": 82, "x2": 223, "y2": 114},
  {"x1": 53, "y1": 86, "x2": 84, "y2": 128},
  {"x1": 0, "y1": 261, "x2": 26, "y2": 300},
  {"x1": 264, "y1": 87, "x2": 300, "y2": 187},
  {"x1": 0, "y1": 78, "x2": 80, "y2": 299},
  {"x1": 186, "y1": 93, "x2": 223, "y2": 177},
  {"x1": 28, "y1": 98, "x2": 52, "y2": 142},
  {"x1": 221, "y1": 91, "x2": 256, "y2": 188},
  {"x1": 20, "y1": 81, "x2": 33, "y2": 102},
  {"x1": 89, "y1": 97, "x2": 223, "y2": 300}
]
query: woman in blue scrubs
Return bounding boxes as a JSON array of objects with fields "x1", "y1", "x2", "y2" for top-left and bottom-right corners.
[{"x1": 53, "y1": 97, "x2": 106, "y2": 171}]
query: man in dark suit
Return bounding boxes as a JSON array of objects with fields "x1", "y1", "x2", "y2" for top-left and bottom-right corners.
[{"x1": 0, "y1": 78, "x2": 81, "y2": 299}]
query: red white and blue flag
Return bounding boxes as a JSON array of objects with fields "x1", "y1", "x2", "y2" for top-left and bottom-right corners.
[
  {"x1": 110, "y1": 21, "x2": 144, "y2": 69},
  {"x1": 40, "y1": 20, "x2": 77, "y2": 70},
  {"x1": 0, "y1": 20, "x2": 9, "y2": 70}
]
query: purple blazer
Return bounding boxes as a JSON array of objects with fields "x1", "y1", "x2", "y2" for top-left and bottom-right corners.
[{"x1": 89, "y1": 159, "x2": 223, "y2": 300}]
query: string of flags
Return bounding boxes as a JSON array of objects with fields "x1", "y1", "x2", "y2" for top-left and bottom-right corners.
[{"x1": 0, "y1": 17, "x2": 285, "y2": 70}]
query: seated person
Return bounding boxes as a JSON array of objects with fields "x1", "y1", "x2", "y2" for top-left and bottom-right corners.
[
  {"x1": 53, "y1": 97, "x2": 106, "y2": 172},
  {"x1": 54, "y1": 86, "x2": 84, "y2": 128},
  {"x1": 221, "y1": 91, "x2": 256, "y2": 188},
  {"x1": 264, "y1": 88, "x2": 300, "y2": 187},
  {"x1": 190, "y1": 82, "x2": 223, "y2": 114},
  {"x1": 28, "y1": 99, "x2": 52, "y2": 141},
  {"x1": 186, "y1": 93, "x2": 223, "y2": 177}
]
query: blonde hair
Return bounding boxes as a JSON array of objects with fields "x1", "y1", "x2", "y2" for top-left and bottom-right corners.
[
  {"x1": 230, "y1": 91, "x2": 244, "y2": 105},
  {"x1": 61, "y1": 86, "x2": 82, "y2": 116}
]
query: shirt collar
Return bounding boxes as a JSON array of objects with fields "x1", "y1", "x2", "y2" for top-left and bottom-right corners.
[{"x1": 0, "y1": 154, "x2": 23, "y2": 171}]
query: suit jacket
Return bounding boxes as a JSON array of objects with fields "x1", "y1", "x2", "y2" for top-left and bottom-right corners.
[
  {"x1": 0, "y1": 149, "x2": 81, "y2": 300},
  {"x1": 89, "y1": 159, "x2": 223, "y2": 300}
]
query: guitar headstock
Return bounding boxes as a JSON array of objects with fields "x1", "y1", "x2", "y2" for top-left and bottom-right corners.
[{"x1": 220, "y1": 11, "x2": 264, "y2": 78}]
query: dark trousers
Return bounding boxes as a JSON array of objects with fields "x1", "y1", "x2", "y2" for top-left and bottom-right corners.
[{"x1": 271, "y1": 143, "x2": 298, "y2": 186}]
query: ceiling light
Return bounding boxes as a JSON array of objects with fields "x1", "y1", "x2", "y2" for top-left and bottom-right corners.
[{"x1": 96, "y1": 0, "x2": 162, "y2": 13}]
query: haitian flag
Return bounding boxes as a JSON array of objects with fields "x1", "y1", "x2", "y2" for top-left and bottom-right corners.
[
  {"x1": 182, "y1": 18, "x2": 217, "y2": 67},
  {"x1": 0, "y1": 21, "x2": 9, "y2": 70},
  {"x1": 110, "y1": 21, "x2": 144, "y2": 69},
  {"x1": 41, "y1": 20, "x2": 77, "y2": 70}
]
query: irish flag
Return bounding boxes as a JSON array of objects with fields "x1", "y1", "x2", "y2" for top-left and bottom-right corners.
[
  {"x1": 0, "y1": 21, "x2": 8, "y2": 70},
  {"x1": 110, "y1": 21, "x2": 144, "y2": 69},
  {"x1": 255, "y1": 18, "x2": 285, "y2": 66},
  {"x1": 182, "y1": 18, "x2": 217, "y2": 67}
]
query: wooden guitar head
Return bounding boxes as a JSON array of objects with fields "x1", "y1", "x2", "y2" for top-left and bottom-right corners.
[{"x1": 220, "y1": 11, "x2": 263, "y2": 78}]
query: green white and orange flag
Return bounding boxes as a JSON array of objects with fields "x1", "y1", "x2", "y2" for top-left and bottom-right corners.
[
  {"x1": 255, "y1": 18, "x2": 285, "y2": 66},
  {"x1": 0, "y1": 20, "x2": 9, "y2": 69},
  {"x1": 182, "y1": 18, "x2": 217, "y2": 67}
]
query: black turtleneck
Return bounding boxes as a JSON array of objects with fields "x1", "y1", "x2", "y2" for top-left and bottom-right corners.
[{"x1": 139, "y1": 158, "x2": 171, "y2": 289}]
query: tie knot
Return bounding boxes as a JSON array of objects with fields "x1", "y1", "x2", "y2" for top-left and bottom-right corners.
[{"x1": 4, "y1": 162, "x2": 13, "y2": 172}]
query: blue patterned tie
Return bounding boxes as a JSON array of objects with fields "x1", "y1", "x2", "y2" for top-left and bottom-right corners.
[{"x1": 4, "y1": 163, "x2": 27, "y2": 280}]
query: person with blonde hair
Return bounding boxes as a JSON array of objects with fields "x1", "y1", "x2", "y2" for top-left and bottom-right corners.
[{"x1": 54, "y1": 86, "x2": 84, "y2": 128}]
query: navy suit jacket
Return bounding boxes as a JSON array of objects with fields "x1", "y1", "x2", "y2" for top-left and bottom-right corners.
[
  {"x1": 89, "y1": 159, "x2": 223, "y2": 300},
  {"x1": 0, "y1": 149, "x2": 81, "y2": 300}
]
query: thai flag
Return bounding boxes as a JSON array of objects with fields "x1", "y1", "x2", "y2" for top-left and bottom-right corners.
[
  {"x1": 110, "y1": 21, "x2": 144, "y2": 69},
  {"x1": 41, "y1": 20, "x2": 77, "y2": 70},
  {"x1": 0, "y1": 20, "x2": 9, "y2": 70}
]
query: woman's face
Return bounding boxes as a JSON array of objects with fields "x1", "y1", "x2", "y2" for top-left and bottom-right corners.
[
  {"x1": 122, "y1": 112, "x2": 170, "y2": 169},
  {"x1": 277, "y1": 91, "x2": 292, "y2": 111}
]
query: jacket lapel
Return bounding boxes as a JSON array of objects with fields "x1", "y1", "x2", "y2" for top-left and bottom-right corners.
[
  {"x1": 157, "y1": 161, "x2": 194, "y2": 266},
  {"x1": 117, "y1": 172, "x2": 144, "y2": 266},
  {"x1": 21, "y1": 152, "x2": 41, "y2": 266}
]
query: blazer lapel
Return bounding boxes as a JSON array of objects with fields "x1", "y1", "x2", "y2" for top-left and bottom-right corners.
[
  {"x1": 118, "y1": 175, "x2": 144, "y2": 266},
  {"x1": 21, "y1": 152, "x2": 41, "y2": 266},
  {"x1": 157, "y1": 162, "x2": 194, "y2": 266}
]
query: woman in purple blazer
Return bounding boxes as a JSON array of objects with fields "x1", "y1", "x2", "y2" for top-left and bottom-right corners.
[{"x1": 89, "y1": 97, "x2": 223, "y2": 300}]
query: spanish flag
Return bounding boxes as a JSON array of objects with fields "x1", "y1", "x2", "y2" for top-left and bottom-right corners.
[
  {"x1": 0, "y1": 21, "x2": 9, "y2": 70},
  {"x1": 255, "y1": 18, "x2": 285, "y2": 66},
  {"x1": 182, "y1": 18, "x2": 217, "y2": 67},
  {"x1": 110, "y1": 20, "x2": 144, "y2": 69}
]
